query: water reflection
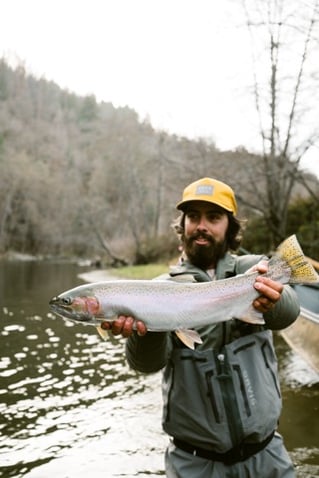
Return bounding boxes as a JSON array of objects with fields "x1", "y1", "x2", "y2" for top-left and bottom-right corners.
[
  {"x1": 0, "y1": 261, "x2": 166, "y2": 477},
  {"x1": 0, "y1": 261, "x2": 318, "y2": 477}
]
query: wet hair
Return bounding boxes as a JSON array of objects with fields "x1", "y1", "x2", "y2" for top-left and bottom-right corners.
[{"x1": 172, "y1": 211, "x2": 245, "y2": 252}]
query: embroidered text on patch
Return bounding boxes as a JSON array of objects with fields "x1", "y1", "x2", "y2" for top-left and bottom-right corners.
[{"x1": 195, "y1": 185, "x2": 214, "y2": 196}]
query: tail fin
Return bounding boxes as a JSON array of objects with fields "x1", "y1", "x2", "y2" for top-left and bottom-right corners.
[{"x1": 276, "y1": 235, "x2": 319, "y2": 284}]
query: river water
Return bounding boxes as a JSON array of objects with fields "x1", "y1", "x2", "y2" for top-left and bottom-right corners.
[{"x1": 0, "y1": 260, "x2": 318, "y2": 478}]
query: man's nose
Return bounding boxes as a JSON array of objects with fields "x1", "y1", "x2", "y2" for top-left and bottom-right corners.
[{"x1": 197, "y1": 215, "x2": 208, "y2": 231}]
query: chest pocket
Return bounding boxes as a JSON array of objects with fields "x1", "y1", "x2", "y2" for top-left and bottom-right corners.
[{"x1": 162, "y1": 347, "x2": 234, "y2": 452}]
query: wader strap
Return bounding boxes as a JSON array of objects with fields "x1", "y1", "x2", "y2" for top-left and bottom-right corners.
[{"x1": 173, "y1": 431, "x2": 275, "y2": 465}]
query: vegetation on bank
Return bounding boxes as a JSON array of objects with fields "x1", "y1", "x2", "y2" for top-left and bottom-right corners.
[
  {"x1": 242, "y1": 196, "x2": 319, "y2": 259},
  {"x1": 112, "y1": 263, "x2": 170, "y2": 279}
]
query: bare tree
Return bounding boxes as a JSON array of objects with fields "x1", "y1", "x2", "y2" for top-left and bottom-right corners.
[{"x1": 238, "y1": 0, "x2": 319, "y2": 246}]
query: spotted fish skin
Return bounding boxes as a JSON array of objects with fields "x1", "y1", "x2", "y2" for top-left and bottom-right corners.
[{"x1": 49, "y1": 235, "x2": 319, "y2": 348}]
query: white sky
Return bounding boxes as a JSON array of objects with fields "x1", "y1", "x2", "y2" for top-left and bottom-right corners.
[{"x1": 1, "y1": 0, "x2": 318, "y2": 177}]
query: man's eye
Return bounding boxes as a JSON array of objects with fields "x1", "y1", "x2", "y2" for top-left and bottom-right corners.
[{"x1": 208, "y1": 214, "x2": 221, "y2": 221}]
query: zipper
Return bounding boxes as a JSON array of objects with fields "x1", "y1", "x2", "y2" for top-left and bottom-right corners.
[
  {"x1": 164, "y1": 358, "x2": 174, "y2": 422},
  {"x1": 205, "y1": 370, "x2": 221, "y2": 423},
  {"x1": 216, "y1": 351, "x2": 244, "y2": 447},
  {"x1": 232, "y1": 364, "x2": 251, "y2": 417}
]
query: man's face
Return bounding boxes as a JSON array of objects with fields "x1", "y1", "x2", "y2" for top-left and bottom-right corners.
[{"x1": 182, "y1": 201, "x2": 229, "y2": 270}]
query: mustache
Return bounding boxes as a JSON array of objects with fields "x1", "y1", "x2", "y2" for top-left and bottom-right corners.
[{"x1": 189, "y1": 231, "x2": 215, "y2": 243}]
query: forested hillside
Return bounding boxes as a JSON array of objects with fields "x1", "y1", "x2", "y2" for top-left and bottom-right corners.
[{"x1": 0, "y1": 59, "x2": 317, "y2": 263}]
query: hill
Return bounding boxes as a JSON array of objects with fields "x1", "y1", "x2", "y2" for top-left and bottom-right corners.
[{"x1": 0, "y1": 59, "x2": 318, "y2": 263}]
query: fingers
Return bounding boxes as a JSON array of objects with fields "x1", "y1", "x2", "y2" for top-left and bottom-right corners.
[
  {"x1": 254, "y1": 276, "x2": 283, "y2": 312},
  {"x1": 254, "y1": 260, "x2": 269, "y2": 274},
  {"x1": 101, "y1": 316, "x2": 147, "y2": 338},
  {"x1": 245, "y1": 259, "x2": 269, "y2": 275},
  {"x1": 247, "y1": 259, "x2": 283, "y2": 313}
]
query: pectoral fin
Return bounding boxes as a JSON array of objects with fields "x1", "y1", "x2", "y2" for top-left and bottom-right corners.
[
  {"x1": 96, "y1": 326, "x2": 109, "y2": 340},
  {"x1": 239, "y1": 306, "x2": 265, "y2": 325},
  {"x1": 96, "y1": 314, "x2": 118, "y2": 340},
  {"x1": 175, "y1": 329, "x2": 203, "y2": 349}
]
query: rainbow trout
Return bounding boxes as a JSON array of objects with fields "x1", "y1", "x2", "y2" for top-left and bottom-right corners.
[{"x1": 49, "y1": 235, "x2": 318, "y2": 348}]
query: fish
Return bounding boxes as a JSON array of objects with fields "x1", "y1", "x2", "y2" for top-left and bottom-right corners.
[{"x1": 49, "y1": 235, "x2": 319, "y2": 349}]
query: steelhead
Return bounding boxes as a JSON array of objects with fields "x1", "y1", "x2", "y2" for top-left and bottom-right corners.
[{"x1": 49, "y1": 235, "x2": 319, "y2": 348}]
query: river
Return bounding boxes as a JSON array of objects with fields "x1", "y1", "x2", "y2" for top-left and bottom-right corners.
[{"x1": 0, "y1": 260, "x2": 318, "y2": 478}]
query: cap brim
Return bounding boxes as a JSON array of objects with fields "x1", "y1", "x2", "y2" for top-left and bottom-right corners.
[{"x1": 176, "y1": 199, "x2": 234, "y2": 213}]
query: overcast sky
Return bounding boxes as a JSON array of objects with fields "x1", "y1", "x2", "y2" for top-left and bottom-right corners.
[{"x1": 1, "y1": 0, "x2": 318, "y2": 177}]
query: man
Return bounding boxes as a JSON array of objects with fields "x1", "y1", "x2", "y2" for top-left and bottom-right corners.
[{"x1": 102, "y1": 177, "x2": 299, "y2": 477}]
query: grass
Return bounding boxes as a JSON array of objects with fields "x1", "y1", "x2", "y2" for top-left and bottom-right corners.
[{"x1": 112, "y1": 263, "x2": 170, "y2": 279}]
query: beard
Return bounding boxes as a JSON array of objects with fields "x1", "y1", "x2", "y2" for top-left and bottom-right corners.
[{"x1": 182, "y1": 231, "x2": 227, "y2": 270}]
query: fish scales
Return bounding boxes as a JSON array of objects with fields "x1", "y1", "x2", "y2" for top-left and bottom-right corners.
[
  {"x1": 80, "y1": 272, "x2": 261, "y2": 331},
  {"x1": 49, "y1": 235, "x2": 319, "y2": 349}
]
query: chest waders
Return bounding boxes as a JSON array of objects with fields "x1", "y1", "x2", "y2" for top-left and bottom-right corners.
[
  {"x1": 162, "y1": 330, "x2": 281, "y2": 463},
  {"x1": 161, "y1": 257, "x2": 296, "y2": 474}
]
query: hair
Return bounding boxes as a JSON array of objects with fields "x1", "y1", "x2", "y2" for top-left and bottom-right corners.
[{"x1": 172, "y1": 211, "x2": 246, "y2": 252}]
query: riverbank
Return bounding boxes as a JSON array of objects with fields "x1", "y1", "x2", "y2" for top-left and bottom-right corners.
[
  {"x1": 78, "y1": 269, "x2": 124, "y2": 283},
  {"x1": 78, "y1": 263, "x2": 170, "y2": 283}
]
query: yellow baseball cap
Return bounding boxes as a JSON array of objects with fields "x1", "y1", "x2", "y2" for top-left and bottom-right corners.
[{"x1": 176, "y1": 177, "x2": 238, "y2": 215}]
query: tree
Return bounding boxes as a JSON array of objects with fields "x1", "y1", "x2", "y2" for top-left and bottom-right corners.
[
  {"x1": 237, "y1": 0, "x2": 319, "y2": 247},
  {"x1": 1, "y1": 56, "x2": 317, "y2": 259},
  {"x1": 242, "y1": 195, "x2": 319, "y2": 258}
]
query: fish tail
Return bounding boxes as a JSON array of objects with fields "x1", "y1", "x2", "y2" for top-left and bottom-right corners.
[{"x1": 275, "y1": 235, "x2": 319, "y2": 284}]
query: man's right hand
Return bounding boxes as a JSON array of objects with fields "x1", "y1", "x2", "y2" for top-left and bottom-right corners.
[{"x1": 101, "y1": 315, "x2": 147, "y2": 338}]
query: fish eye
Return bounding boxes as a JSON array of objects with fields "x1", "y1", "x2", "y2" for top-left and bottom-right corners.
[{"x1": 61, "y1": 297, "x2": 72, "y2": 305}]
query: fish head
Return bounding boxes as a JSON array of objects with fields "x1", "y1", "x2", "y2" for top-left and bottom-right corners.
[{"x1": 49, "y1": 293, "x2": 101, "y2": 323}]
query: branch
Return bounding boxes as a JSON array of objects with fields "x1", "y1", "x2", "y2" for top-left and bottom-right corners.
[
  {"x1": 283, "y1": 0, "x2": 318, "y2": 156},
  {"x1": 290, "y1": 169, "x2": 319, "y2": 204},
  {"x1": 242, "y1": 0, "x2": 268, "y2": 156},
  {"x1": 88, "y1": 218, "x2": 128, "y2": 267},
  {"x1": 235, "y1": 192, "x2": 265, "y2": 215}
]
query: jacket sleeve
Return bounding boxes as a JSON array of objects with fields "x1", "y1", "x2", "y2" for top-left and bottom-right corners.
[
  {"x1": 125, "y1": 331, "x2": 172, "y2": 373},
  {"x1": 264, "y1": 284, "x2": 300, "y2": 330}
]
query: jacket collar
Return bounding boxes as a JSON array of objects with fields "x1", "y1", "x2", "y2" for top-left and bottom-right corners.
[{"x1": 170, "y1": 253, "x2": 237, "y2": 282}]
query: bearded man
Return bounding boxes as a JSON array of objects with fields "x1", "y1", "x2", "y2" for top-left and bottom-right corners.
[{"x1": 102, "y1": 177, "x2": 299, "y2": 478}]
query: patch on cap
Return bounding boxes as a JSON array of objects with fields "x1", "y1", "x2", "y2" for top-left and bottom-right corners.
[{"x1": 195, "y1": 185, "x2": 214, "y2": 196}]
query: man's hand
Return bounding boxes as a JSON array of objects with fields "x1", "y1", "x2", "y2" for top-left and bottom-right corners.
[
  {"x1": 251, "y1": 260, "x2": 283, "y2": 313},
  {"x1": 101, "y1": 315, "x2": 147, "y2": 338}
]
